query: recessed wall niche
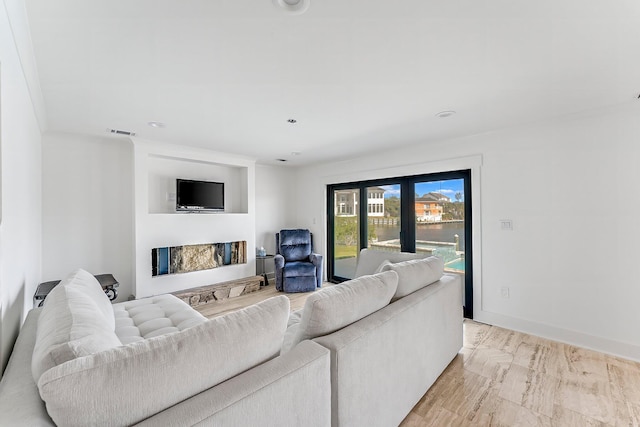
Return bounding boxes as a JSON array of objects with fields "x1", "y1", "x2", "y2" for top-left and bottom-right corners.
[
  {"x1": 133, "y1": 140, "x2": 255, "y2": 299},
  {"x1": 147, "y1": 154, "x2": 248, "y2": 214},
  {"x1": 152, "y1": 240, "x2": 247, "y2": 276}
]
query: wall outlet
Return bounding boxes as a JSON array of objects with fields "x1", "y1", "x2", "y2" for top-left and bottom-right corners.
[
  {"x1": 167, "y1": 192, "x2": 176, "y2": 202},
  {"x1": 501, "y1": 287, "x2": 510, "y2": 298},
  {"x1": 500, "y1": 219, "x2": 513, "y2": 231}
]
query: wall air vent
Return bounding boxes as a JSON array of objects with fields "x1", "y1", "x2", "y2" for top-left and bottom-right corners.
[{"x1": 107, "y1": 128, "x2": 136, "y2": 136}]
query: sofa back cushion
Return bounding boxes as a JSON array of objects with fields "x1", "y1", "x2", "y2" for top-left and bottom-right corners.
[
  {"x1": 279, "y1": 229, "x2": 312, "y2": 261},
  {"x1": 281, "y1": 271, "x2": 398, "y2": 354},
  {"x1": 37, "y1": 295, "x2": 290, "y2": 427},
  {"x1": 31, "y1": 269, "x2": 121, "y2": 382},
  {"x1": 63, "y1": 268, "x2": 116, "y2": 330},
  {"x1": 381, "y1": 256, "x2": 444, "y2": 301},
  {"x1": 354, "y1": 248, "x2": 427, "y2": 278}
]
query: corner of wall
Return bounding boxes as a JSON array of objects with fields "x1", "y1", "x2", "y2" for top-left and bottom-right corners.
[{"x1": 0, "y1": 0, "x2": 44, "y2": 372}]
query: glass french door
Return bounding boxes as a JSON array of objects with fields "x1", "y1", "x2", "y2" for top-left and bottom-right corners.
[
  {"x1": 328, "y1": 170, "x2": 473, "y2": 318},
  {"x1": 366, "y1": 185, "x2": 401, "y2": 252},
  {"x1": 331, "y1": 188, "x2": 360, "y2": 279},
  {"x1": 414, "y1": 179, "x2": 466, "y2": 271}
]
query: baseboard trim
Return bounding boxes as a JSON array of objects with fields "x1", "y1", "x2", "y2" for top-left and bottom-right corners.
[{"x1": 474, "y1": 310, "x2": 640, "y2": 363}]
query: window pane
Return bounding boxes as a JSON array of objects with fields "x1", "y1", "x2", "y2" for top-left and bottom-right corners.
[
  {"x1": 367, "y1": 184, "x2": 400, "y2": 252},
  {"x1": 333, "y1": 189, "x2": 359, "y2": 279},
  {"x1": 414, "y1": 179, "x2": 465, "y2": 272}
]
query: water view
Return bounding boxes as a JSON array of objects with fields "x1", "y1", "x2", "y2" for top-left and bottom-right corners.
[
  {"x1": 375, "y1": 222, "x2": 465, "y2": 251},
  {"x1": 332, "y1": 178, "x2": 467, "y2": 279},
  {"x1": 335, "y1": 221, "x2": 466, "y2": 279}
]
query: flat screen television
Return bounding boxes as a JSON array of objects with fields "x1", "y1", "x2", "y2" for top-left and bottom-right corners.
[{"x1": 176, "y1": 179, "x2": 224, "y2": 212}]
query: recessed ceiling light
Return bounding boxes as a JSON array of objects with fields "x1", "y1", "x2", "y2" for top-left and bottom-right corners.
[
  {"x1": 147, "y1": 121, "x2": 165, "y2": 128},
  {"x1": 287, "y1": 119, "x2": 297, "y2": 124},
  {"x1": 435, "y1": 111, "x2": 456, "y2": 118},
  {"x1": 273, "y1": 0, "x2": 310, "y2": 15}
]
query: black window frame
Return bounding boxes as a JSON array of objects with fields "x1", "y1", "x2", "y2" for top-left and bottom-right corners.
[{"x1": 327, "y1": 169, "x2": 473, "y2": 318}]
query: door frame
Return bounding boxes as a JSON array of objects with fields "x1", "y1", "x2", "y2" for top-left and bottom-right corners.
[{"x1": 327, "y1": 169, "x2": 473, "y2": 318}]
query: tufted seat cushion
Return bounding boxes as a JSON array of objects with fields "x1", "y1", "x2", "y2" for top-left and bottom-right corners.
[{"x1": 113, "y1": 294, "x2": 207, "y2": 344}]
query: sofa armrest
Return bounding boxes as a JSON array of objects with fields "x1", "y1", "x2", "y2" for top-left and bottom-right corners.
[
  {"x1": 274, "y1": 254, "x2": 285, "y2": 291},
  {"x1": 310, "y1": 253, "x2": 324, "y2": 288},
  {"x1": 0, "y1": 309, "x2": 55, "y2": 426},
  {"x1": 135, "y1": 340, "x2": 331, "y2": 427},
  {"x1": 274, "y1": 254, "x2": 285, "y2": 269}
]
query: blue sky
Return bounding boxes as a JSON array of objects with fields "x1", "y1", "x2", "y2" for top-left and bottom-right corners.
[{"x1": 379, "y1": 179, "x2": 464, "y2": 201}]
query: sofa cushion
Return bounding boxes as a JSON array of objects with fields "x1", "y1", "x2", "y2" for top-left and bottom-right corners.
[
  {"x1": 374, "y1": 259, "x2": 392, "y2": 274},
  {"x1": 381, "y1": 256, "x2": 444, "y2": 301},
  {"x1": 288, "y1": 308, "x2": 303, "y2": 327},
  {"x1": 63, "y1": 268, "x2": 116, "y2": 330},
  {"x1": 37, "y1": 295, "x2": 291, "y2": 427},
  {"x1": 281, "y1": 271, "x2": 398, "y2": 354},
  {"x1": 31, "y1": 283, "x2": 121, "y2": 382},
  {"x1": 354, "y1": 248, "x2": 427, "y2": 278},
  {"x1": 113, "y1": 294, "x2": 206, "y2": 344}
]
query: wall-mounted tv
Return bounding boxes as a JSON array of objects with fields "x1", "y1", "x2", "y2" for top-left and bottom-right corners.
[{"x1": 176, "y1": 179, "x2": 224, "y2": 212}]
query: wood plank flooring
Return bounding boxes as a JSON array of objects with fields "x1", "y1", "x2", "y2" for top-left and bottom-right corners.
[{"x1": 195, "y1": 284, "x2": 640, "y2": 426}]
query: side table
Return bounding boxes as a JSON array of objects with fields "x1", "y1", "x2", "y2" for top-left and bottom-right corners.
[
  {"x1": 256, "y1": 255, "x2": 275, "y2": 286},
  {"x1": 33, "y1": 274, "x2": 119, "y2": 307}
]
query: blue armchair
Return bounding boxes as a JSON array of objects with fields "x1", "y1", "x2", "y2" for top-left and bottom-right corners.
[{"x1": 274, "y1": 229, "x2": 323, "y2": 293}]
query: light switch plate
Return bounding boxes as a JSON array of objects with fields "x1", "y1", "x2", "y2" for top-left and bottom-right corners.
[{"x1": 500, "y1": 219, "x2": 513, "y2": 231}]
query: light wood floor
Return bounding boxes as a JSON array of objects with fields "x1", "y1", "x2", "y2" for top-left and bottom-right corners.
[
  {"x1": 400, "y1": 321, "x2": 640, "y2": 426},
  {"x1": 196, "y1": 284, "x2": 640, "y2": 426}
]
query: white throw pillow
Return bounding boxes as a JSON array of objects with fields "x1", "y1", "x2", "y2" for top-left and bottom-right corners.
[
  {"x1": 32, "y1": 284, "x2": 122, "y2": 382},
  {"x1": 281, "y1": 270, "x2": 398, "y2": 354},
  {"x1": 381, "y1": 256, "x2": 444, "y2": 301},
  {"x1": 63, "y1": 268, "x2": 115, "y2": 330},
  {"x1": 38, "y1": 295, "x2": 290, "y2": 427}
]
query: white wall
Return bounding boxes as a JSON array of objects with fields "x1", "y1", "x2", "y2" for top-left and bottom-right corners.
[
  {"x1": 292, "y1": 102, "x2": 640, "y2": 361},
  {"x1": 255, "y1": 164, "x2": 297, "y2": 255},
  {"x1": 41, "y1": 132, "x2": 133, "y2": 300},
  {"x1": 0, "y1": 0, "x2": 44, "y2": 371},
  {"x1": 133, "y1": 139, "x2": 256, "y2": 298},
  {"x1": 42, "y1": 135, "x2": 259, "y2": 301}
]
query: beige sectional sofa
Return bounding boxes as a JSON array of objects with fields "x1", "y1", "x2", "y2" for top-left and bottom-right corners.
[
  {"x1": 281, "y1": 248, "x2": 463, "y2": 427},
  {"x1": 0, "y1": 269, "x2": 331, "y2": 426},
  {"x1": 0, "y1": 249, "x2": 462, "y2": 426}
]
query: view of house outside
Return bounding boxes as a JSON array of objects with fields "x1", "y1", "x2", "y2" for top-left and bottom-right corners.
[{"x1": 333, "y1": 179, "x2": 465, "y2": 279}]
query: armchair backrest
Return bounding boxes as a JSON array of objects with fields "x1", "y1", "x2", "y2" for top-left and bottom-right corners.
[{"x1": 276, "y1": 229, "x2": 313, "y2": 261}]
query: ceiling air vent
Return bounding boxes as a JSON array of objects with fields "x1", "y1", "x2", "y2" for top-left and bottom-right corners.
[{"x1": 107, "y1": 128, "x2": 136, "y2": 136}]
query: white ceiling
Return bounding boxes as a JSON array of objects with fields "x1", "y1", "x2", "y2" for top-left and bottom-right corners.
[{"x1": 24, "y1": 0, "x2": 640, "y2": 165}]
